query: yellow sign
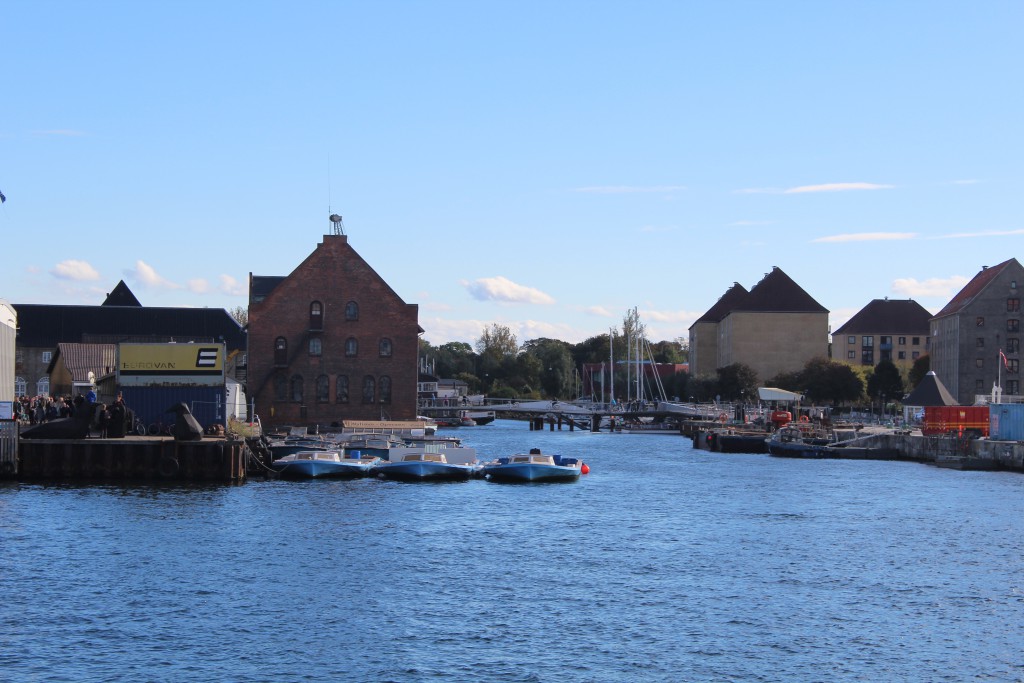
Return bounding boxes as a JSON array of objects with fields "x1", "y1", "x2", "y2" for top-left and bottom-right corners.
[{"x1": 118, "y1": 343, "x2": 224, "y2": 386}]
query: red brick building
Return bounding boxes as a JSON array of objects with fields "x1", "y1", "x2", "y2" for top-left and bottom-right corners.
[{"x1": 248, "y1": 234, "x2": 421, "y2": 427}]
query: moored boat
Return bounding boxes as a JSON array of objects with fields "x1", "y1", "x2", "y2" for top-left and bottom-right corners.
[
  {"x1": 483, "y1": 450, "x2": 584, "y2": 482},
  {"x1": 271, "y1": 450, "x2": 380, "y2": 479},
  {"x1": 374, "y1": 452, "x2": 481, "y2": 481}
]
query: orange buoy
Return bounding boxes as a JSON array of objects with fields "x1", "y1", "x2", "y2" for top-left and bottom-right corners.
[{"x1": 581, "y1": 463, "x2": 590, "y2": 475}]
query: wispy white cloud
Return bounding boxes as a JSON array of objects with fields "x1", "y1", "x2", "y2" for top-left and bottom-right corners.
[
  {"x1": 126, "y1": 260, "x2": 181, "y2": 290},
  {"x1": 784, "y1": 182, "x2": 893, "y2": 194},
  {"x1": 950, "y1": 179, "x2": 981, "y2": 185},
  {"x1": 736, "y1": 182, "x2": 893, "y2": 195},
  {"x1": 463, "y1": 276, "x2": 555, "y2": 305},
  {"x1": 585, "y1": 306, "x2": 614, "y2": 317},
  {"x1": 812, "y1": 232, "x2": 917, "y2": 243},
  {"x1": 572, "y1": 185, "x2": 686, "y2": 194},
  {"x1": 50, "y1": 259, "x2": 100, "y2": 281},
  {"x1": 218, "y1": 274, "x2": 246, "y2": 296},
  {"x1": 891, "y1": 276, "x2": 970, "y2": 298},
  {"x1": 640, "y1": 309, "x2": 701, "y2": 326},
  {"x1": 935, "y1": 229, "x2": 1024, "y2": 239},
  {"x1": 188, "y1": 278, "x2": 210, "y2": 294}
]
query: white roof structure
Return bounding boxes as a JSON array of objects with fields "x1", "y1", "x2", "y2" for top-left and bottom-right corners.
[{"x1": 757, "y1": 387, "x2": 804, "y2": 402}]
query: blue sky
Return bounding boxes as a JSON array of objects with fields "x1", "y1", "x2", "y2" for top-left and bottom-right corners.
[{"x1": 2, "y1": 1, "x2": 1021, "y2": 346}]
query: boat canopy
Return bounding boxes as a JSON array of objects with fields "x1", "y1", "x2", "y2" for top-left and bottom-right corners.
[{"x1": 757, "y1": 387, "x2": 804, "y2": 402}]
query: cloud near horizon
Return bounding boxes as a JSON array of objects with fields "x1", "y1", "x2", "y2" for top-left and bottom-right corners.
[
  {"x1": 812, "y1": 232, "x2": 918, "y2": 243},
  {"x1": 50, "y1": 259, "x2": 100, "y2": 281},
  {"x1": 126, "y1": 260, "x2": 181, "y2": 290},
  {"x1": 463, "y1": 276, "x2": 555, "y2": 305},
  {"x1": 188, "y1": 278, "x2": 210, "y2": 294},
  {"x1": 219, "y1": 274, "x2": 247, "y2": 296},
  {"x1": 736, "y1": 182, "x2": 893, "y2": 194},
  {"x1": 891, "y1": 275, "x2": 970, "y2": 298}
]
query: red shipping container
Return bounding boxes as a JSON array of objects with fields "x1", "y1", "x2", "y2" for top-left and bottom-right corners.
[{"x1": 922, "y1": 406, "x2": 989, "y2": 437}]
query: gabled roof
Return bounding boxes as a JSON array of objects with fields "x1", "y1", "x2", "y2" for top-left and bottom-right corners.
[
  {"x1": 737, "y1": 267, "x2": 827, "y2": 313},
  {"x1": 693, "y1": 283, "x2": 749, "y2": 324},
  {"x1": 13, "y1": 304, "x2": 245, "y2": 349},
  {"x1": 934, "y1": 258, "x2": 1021, "y2": 318},
  {"x1": 101, "y1": 281, "x2": 142, "y2": 307},
  {"x1": 903, "y1": 371, "x2": 958, "y2": 406},
  {"x1": 833, "y1": 299, "x2": 933, "y2": 335},
  {"x1": 49, "y1": 343, "x2": 118, "y2": 382}
]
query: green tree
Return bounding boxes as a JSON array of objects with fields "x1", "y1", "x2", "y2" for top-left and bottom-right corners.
[
  {"x1": 475, "y1": 323, "x2": 518, "y2": 357},
  {"x1": 867, "y1": 359, "x2": 904, "y2": 401},
  {"x1": 715, "y1": 363, "x2": 759, "y2": 401},
  {"x1": 522, "y1": 337, "x2": 575, "y2": 398},
  {"x1": 801, "y1": 358, "x2": 864, "y2": 405},
  {"x1": 649, "y1": 339, "x2": 686, "y2": 364},
  {"x1": 908, "y1": 354, "x2": 930, "y2": 388}
]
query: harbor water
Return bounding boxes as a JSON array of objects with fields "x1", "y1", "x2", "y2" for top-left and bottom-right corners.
[{"x1": 3, "y1": 419, "x2": 1024, "y2": 682}]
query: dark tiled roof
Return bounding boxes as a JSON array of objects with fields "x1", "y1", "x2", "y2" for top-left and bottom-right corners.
[
  {"x1": 694, "y1": 283, "x2": 750, "y2": 324},
  {"x1": 833, "y1": 299, "x2": 933, "y2": 335},
  {"x1": 738, "y1": 267, "x2": 827, "y2": 313},
  {"x1": 250, "y1": 276, "x2": 287, "y2": 303},
  {"x1": 903, "y1": 371, "x2": 958, "y2": 406},
  {"x1": 50, "y1": 343, "x2": 118, "y2": 381},
  {"x1": 13, "y1": 304, "x2": 246, "y2": 349},
  {"x1": 934, "y1": 258, "x2": 1020, "y2": 318},
  {"x1": 101, "y1": 281, "x2": 142, "y2": 307}
]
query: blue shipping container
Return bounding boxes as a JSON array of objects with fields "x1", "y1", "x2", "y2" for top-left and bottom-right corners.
[
  {"x1": 121, "y1": 386, "x2": 226, "y2": 434},
  {"x1": 989, "y1": 403, "x2": 1024, "y2": 441}
]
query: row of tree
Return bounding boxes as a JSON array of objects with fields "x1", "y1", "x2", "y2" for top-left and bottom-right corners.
[{"x1": 421, "y1": 320, "x2": 931, "y2": 406}]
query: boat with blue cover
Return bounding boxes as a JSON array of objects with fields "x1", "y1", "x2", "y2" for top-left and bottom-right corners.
[
  {"x1": 270, "y1": 450, "x2": 380, "y2": 479},
  {"x1": 374, "y1": 451, "x2": 481, "y2": 481},
  {"x1": 483, "y1": 449, "x2": 584, "y2": 482}
]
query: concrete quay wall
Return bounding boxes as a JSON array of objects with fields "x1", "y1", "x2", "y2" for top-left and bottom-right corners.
[{"x1": 855, "y1": 434, "x2": 1024, "y2": 472}]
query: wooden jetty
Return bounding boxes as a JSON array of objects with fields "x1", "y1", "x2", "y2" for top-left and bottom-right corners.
[{"x1": 13, "y1": 435, "x2": 247, "y2": 482}]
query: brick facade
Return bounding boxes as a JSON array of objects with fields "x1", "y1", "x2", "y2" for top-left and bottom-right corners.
[{"x1": 248, "y1": 234, "x2": 420, "y2": 428}]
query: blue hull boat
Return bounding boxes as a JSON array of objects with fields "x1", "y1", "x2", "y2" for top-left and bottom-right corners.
[
  {"x1": 375, "y1": 452, "x2": 480, "y2": 481},
  {"x1": 483, "y1": 452, "x2": 582, "y2": 482},
  {"x1": 271, "y1": 451, "x2": 379, "y2": 479}
]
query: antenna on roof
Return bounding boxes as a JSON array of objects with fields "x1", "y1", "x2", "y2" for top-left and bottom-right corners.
[{"x1": 329, "y1": 214, "x2": 345, "y2": 235}]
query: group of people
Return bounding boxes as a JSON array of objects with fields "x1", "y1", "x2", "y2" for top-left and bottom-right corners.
[
  {"x1": 13, "y1": 391, "x2": 132, "y2": 438},
  {"x1": 12, "y1": 395, "x2": 75, "y2": 424}
]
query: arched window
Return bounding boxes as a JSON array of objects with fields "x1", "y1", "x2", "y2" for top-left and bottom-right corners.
[
  {"x1": 309, "y1": 301, "x2": 323, "y2": 330},
  {"x1": 316, "y1": 374, "x2": 329, "y2": 402},
  {"x1": 273, "y1": 372, "x2": 288, "y2": 401},
  {"x1": 345, "y1": 301, "x2": 359, "y2": 321},
  {"x1": 379, "y1": 375, "x2": 392, "y2": 404},
  {"x1": 336, "y1": 375, "x2": 349, "y2": 403},
  {"x1": 345, "y1": 337, "x2": 358, "y2": 357},
  {"x1": 362, "y1": 375, "x2": 375, "y2": 403},
  {"x1": 309, "y1": 338, "x2": 322, "y2": 356},
  {"x1": 290, "y1": 374, "x2": 304, "y2": 403},
  {"x1": 379, "y1": 338, "x2": 392, "y2": 357},
  {"x1": 37, "y1": 377, "x2": 50, "y2": 397},
  {"x1": 274, "y1": 337, "x2": 288, "y2": 366},
  {"x1": 14, "y1": 376, "x2": 26, "y2": 397}
]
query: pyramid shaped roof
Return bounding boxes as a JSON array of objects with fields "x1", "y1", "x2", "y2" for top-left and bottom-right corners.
[
  {"x1": 833, "y1": 298, "x2": 932, "y2": 335},
  {"x1": 738, "y1": 267, "x2": 827, "y2": 313},
  {"x1": 903, "y1": 371, "x2": 958, "y2": 406}
]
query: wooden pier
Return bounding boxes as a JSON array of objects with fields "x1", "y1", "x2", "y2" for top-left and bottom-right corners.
[{"x1": 13, "y1": 436, "x2": 247, "y2": 482}]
